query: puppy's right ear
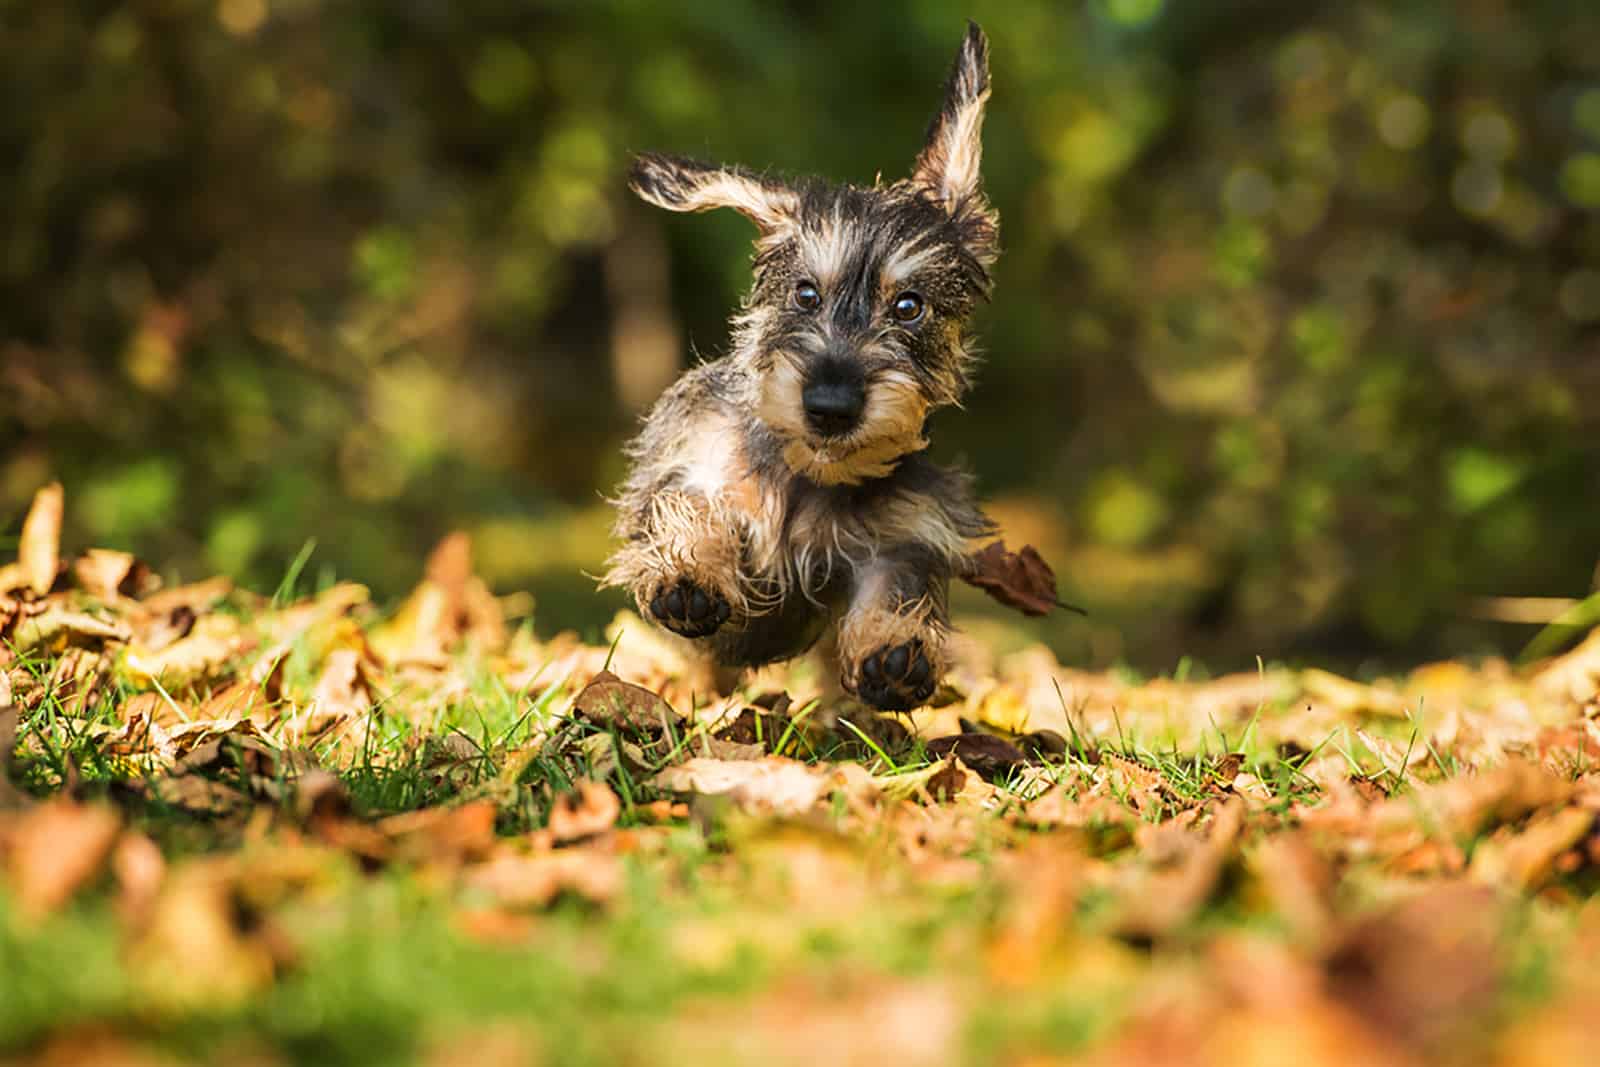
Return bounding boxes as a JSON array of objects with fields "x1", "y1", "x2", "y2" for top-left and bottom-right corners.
[{"x1": 629, "y1": 153, "x2": 798, "y2": 237}]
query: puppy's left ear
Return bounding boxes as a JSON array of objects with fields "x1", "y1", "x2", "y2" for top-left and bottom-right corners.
[
  {"x1": 629, "y1": 153, "x2": 798, "y2": 238},
  {"x1": 911, "y1": 22, "x2": 998, "y2": 263}
]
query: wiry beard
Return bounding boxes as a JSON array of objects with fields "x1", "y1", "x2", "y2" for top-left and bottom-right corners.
[{"x1": 757, "y1": 353, "x2": 930, "y2": 487}]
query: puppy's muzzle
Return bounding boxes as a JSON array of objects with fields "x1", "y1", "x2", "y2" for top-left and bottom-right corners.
[{"x1": 801, "y1": 366, "x2": 865, "y2": 439}]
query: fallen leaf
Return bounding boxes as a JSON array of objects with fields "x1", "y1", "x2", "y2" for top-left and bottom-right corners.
[
  {"x1": 112, "y1": 831, "x2": 166, "y2": 924},
  {"x1": 658, "y1": 978, "x2": 960, "y2": 1067},
  {"x1": 1324, "y1": 883, "x2": 1501, "y2": 1051},
  {"x1": 714, "y1": 705, "x2": 792, "y2": 750},
  {"x1": 368, "y1": 533, "x2": 506, "y2": 664},
  {"x1": 18, "y1": 481, "x2": 64, "y2": 596},
  {"x1": 635, "y1": 799, "x2": 690, "y2": 822},
  {"x1": 9, "y1": 603, "x2": 131, "y2": 653},
  {"x1": 73, "y1": 548, "x2": 158, "y2": 601},
  {"x1": 924, "y1": 732, "x2": 1028, "y2": 781},
  {"x1": 311, "y1": 647, "x2": 374, "y2": 720},
  {"x1": 135, "y1": 575, "x2": 234, "y2": 621},
  {"x1": 123, "y1": 617, "x2": 243, "y2": 689},
  {"x1": 465, "y1": 848, "x2": 621, "y2": 908},
  {"x1": 572, "y1": 669, "x2": 679, "y2": 735},
  {"x1": 1302, "y1": 669, "x2": 1411, "y2": 718},
  {"x1": 1247, "y1": 833, "x2": 1335, "y2": 944},
  {"x1": 1413, "y1": 759, "x2": 1571, "y2": 840},
  {"x1": 294, "y1": 769, "x2": 350, "y2": 822},
  {"x1": 1532, "y1": 625, "x2": 1600, "y2": 706},
  {"x1": 128, "y1": 862, "x2": 279, "y2": 1012},
  {"x1": 1469, "y1": 806, "x2": 1596, "y2": 891},
  {"x1": 1110, "y1": 797, "x2": 1244, "y2": 940},
  {"x1": 548, "y1": 780, "x2": 621, "y2": 843},
  {"x1": 651, "y1": 757, "x2": 831, "y2": 816},
  {"x1": 146, "y1": 774, "x2": 253, "y2": 817},
  {"x1": 380, "y1": 800, "x2": 500, "y2": 864},
  {"x1": 6, "y1": 799, "x2": 122, "y2": 918},
  {"x1": 0, "y1": 703, "x2": 23, "y2": 808},
  {"x1": 962, "y1": 540, "x2": 1079, "y2": 617},
  {"x1": 925, "y1": 758, "x2": 967, "y2": 801}
]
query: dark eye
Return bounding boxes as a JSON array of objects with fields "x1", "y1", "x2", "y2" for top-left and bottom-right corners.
[
  {"x1": 794, "y1": 282, "x2": 821, "y2": 312},
  {"x1": 891, "y1": 291, "x2": 925, "y2": 323}
]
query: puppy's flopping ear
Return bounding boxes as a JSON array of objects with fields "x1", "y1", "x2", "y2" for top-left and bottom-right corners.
[
  {"x1": 911, "y1": 23, "x2": 998, "y2": 263},
  {"x1": 629, "y1": 153, "x2": 799, "y2": 237}
]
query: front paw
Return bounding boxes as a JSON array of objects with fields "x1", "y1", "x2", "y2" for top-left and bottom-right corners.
[
  {"x1": 647, "y1": 577, "x2": 731, "y2": 639},
  {"x1": 854, "y1": 638, "x2": 936, "y2": 711}
]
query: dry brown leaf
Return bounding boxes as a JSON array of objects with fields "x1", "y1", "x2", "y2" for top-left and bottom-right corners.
[
  {"x1": 74, "y1": 548, "x2": 158, "y2": 601},
  {"x1": 1103, "y1": 752, "x2": 1172, "y2": 817},
  {"x1": 369, "y1": 533, "x2": 506, "y2": 664},
  {"x1": 465, "y1": 848, "x2": 621, "y2": 908},
  {"x1": 6, "y1": 1032, "x2": 185, "y2": 1067},
  {"x1": 128, "y1": 863, "x2": 279, "y2": 1012},
  {"x1": 1412, "y1": 759, "x2": 1572, "y2": 840},
  {"x1": 962, "y1": 540, "x2": 1076, "y2": 617},
  {"x1": 1469, "y1": 806, "x2": 1596, "y2": 891},
  {"x1": 311, "y1": 647, "x2": 374, "y2": 720},
  {"x1": 380, "y1": 800, "x2": 500, "y2": 864},
  {"x1": 1248, "y1": 833, "x2": 1335, "y2": 944},
  {"x1": 18, "y1": 481, "x2": 64, "y2": 596},
  {"x1": 9, "y1": 603, "x2": 131, "y2": 653},
  {"x1": 196, "y1": 681, "x2": 276, "y2": 724},
  {"x1": 924, "y1": 732, "x2": 1028, "y2": 781},
  {"x1": 548, "y1": 780, "x2": 621, "y2": 843},
  {"x1": 658, "y1": 978, "x2": 960, "y2": 1067},
  {"x1": 6, "y1": 799, "x2": 122, "y2": 918},
  {"x1": 0, "y1": 702, "x2": 23, "y2": 808},
  {"x1": 123, "y1": 616, "x2": 244, "y2": 689},
  {"x1": 635, "y1": 798, "x2": 690, "y2": 823},
  {"x1": 136, "y1": 575, "x2": 234, "y2": 620},
  {"x1": 1301, "y1": 668, "x2": 1411, "y2": 718},
  {"x1": 1532, "y1": 626, "x2": 1600, "y2": 706},
  {"x1": 112, "y1": 831, "x2": 166, "y2": 924},
  {"x1": 651, "y1": 757, "x2": 833, "y2": 816},
  {"x1": 1324, "y1": 883, "x2": 1502, "y2": 1051},
  {"x1": 1110, "y1": 797, "x2": 1244, "y2": 940},
  {"x1": 572, "y1": 669, "x2": 679, "y2": 735},
  {"x1": 1023, "y1": 781, "x2": 1132, "y2": 831},
  {"x1": 0, "y1": 565, "x2": 26, "y2": 599}
]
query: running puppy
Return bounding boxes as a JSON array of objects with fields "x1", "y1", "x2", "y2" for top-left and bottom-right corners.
[{"x1": 606, "y1": 23, "x2": 999, "y2": 711}]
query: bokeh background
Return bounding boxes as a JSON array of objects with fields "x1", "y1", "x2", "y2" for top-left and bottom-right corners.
[{"x1": 4, "y1": 0, "x2": 1599, "y2": 673}]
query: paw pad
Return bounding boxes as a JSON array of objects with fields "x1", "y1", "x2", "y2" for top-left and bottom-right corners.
[
  {"x1": 648, "y1": 577, "x2": 731, "y2": 638},
  {"x1": 856, "y1": 639, "x2": 936, "y2": 711}
]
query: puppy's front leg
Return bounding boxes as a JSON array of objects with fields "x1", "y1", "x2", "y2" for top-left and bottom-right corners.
[
  {"x1": 608, "y1": 487, "x2": 745, "y2": 640},
  {"x1": 836, "y1": 549, "x2": 948, "y2": 712}
]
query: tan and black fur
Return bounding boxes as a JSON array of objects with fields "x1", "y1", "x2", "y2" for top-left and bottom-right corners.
[{"x1": 605, "y1": 23, "x2": 999, "y2": 710}]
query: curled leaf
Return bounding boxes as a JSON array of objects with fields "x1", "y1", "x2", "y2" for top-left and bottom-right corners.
[
  {"x1": 572, "y1": 669, "x2": 678, "y2": 735},
  {"x1": 651, "y1": 757, "x2": 832, "y2": 816},
  {"x1": 547, "y1": 780, "x2": 621, "y2": 844},
  {"x1": 962, "y1": 541, "x2": 1082, "y2": 618},
  {"x1": 7, "y1": 799, "x2": 122, "y2": 918},
  {"x1": 19, "y1": 482, "x2": 64, "y2": 596},
  {"x1": 924, "y1": 732, "x2": 1028, "y2": 781},
  {"x1": 74, "y1": 549, "x2": 158, "y2": 601}
]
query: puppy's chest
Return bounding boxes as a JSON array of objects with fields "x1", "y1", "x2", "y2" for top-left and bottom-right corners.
[{"x1": 725, "y1": 469, "x2": 904, "y2": 595}]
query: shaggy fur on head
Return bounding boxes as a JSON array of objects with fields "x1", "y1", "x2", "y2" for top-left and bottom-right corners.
[{"x1": 604, "y1": 23, "x2": 1001, "y2": 712}]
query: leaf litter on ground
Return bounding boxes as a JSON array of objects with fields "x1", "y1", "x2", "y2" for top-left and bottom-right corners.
[{"x1": 2, "y1": 483, "x2": 1600, "y2": 1065}]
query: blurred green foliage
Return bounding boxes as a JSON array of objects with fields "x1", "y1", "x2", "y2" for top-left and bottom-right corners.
[{"x1": 3, "y1": 0, "x2": 1599, "y2": 669}]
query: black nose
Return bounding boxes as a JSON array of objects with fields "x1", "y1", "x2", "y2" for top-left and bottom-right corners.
[{"x1": 802, "y1": 378, "x2": 865, "y2": 438}]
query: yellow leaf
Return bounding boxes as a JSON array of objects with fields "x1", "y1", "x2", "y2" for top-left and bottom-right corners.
[{"x1": 18, "y1": 481, "x2": 64, "y2": 596}]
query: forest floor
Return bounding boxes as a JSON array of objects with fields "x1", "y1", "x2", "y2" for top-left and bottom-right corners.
[{"x1": 3, "y1": 483, "x2": 1600, "y2": 1067}]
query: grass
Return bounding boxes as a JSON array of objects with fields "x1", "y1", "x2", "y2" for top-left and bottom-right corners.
[{"x1": 4, "y1": 529, "x2": 1600, "y2": 1065}]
